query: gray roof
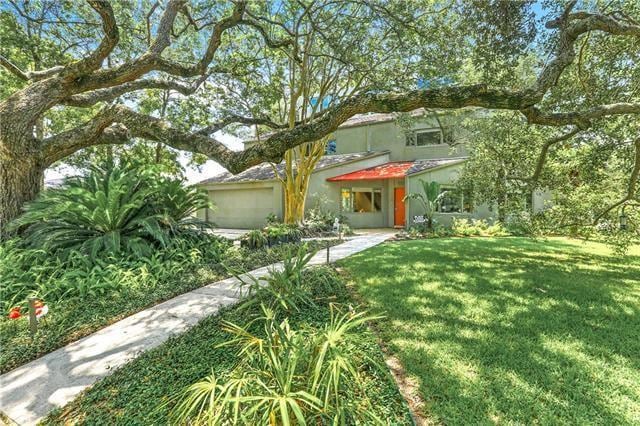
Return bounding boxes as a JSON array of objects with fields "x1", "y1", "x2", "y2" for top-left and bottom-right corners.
[
  {"x1": 407, "y1": 157, "x2": 467, "y2": 175},
  {"x1": 198, "y1": 151, "x2": 389, "y2": 184}
]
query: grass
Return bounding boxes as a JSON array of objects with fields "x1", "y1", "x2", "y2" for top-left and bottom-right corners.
[
  {"x1": 339, "y1": 236, "x2": 640, "y2": 425},
  {"x1": 0, "y1": 240, "x2": 337, "y2": 373},
  {"x1": 42, "y1": 267, "x2": 412, "y2": 425}
]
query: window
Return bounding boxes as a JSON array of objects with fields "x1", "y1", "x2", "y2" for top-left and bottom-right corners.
[
  {"x1": 406, "y1": 129, "x2": 443, "y2": 146},
  {"x1": 325, "y1": 139, "x2": 337, "y2": 155},
  {"x1": 341, "y1": 188, "x2": 382, "y2": 213},
  {"x1": 436, "y1": 188, "x2": 473, "y2": 213}
]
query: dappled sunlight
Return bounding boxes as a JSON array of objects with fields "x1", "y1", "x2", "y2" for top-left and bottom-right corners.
[{"x1": 340, "y1": 237, "x2": 640, "y2": 424}]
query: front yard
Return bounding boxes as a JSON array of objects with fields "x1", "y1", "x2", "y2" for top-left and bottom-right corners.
[{"x1": 340, "y1": 237, "x2": 640, "y2": 424}]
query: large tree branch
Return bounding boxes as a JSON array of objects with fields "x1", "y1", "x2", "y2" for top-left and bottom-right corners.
[
  {"x1": 592, "y1": 137, "x2": 640, "y2": 224},
  {"x1": 530, "y1": 128, "x2": 581, "y2": 183},
  {"x1": 196, "y1": 114, "x2": 287, "y2": 136},
  {"x1": 532, "y1": 2, "x2": 640, "y2": 96},
  {"x1": 239, "y1": 18, "x2": 294, "y2": 49},
  {"x1": 40, "y1": 107, "x2": 127, "y2": 163},
  {"x1": 522, "y1": 103, "x2": 640, "y2": 128},
  {"x1": 62, "y1": 0, "x2": 120, "y2": 77},
  {"x1": 60, "y1": 78, "x2": 204, "y2": 107},
  {"x1": 76, "y1": 0, "x2": 246, "y2": 93},
  {"x1": 0, "y1": 54, "x2": 66, "y2": 82},
  {"x1": 40, "y1": 78, "x2": 640, "y2": 179},
  {"x1": 0, "y1": 54, "x2": 29, "y2": 80}
]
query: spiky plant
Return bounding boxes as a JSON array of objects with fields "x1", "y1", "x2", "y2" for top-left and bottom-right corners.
[
  {"x1": 10, "y1": 161, "x2": 212, "y2": 258},
  {"x1": 172, "y1": 303, "x2": 384, "y2": 425}
]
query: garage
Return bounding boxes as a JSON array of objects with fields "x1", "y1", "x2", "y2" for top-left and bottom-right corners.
[{"x1": 207, "y1": 187, "x2": 277, "y2": 229}]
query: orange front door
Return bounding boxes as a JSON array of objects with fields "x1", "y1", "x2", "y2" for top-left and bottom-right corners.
[{"x1": 394, "y1": 187, "x2": 406, "y2": 227}]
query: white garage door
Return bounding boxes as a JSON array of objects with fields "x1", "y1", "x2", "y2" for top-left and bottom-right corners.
[{"x1": 209, "y1": 187, "x2": 276, "y2": 229}]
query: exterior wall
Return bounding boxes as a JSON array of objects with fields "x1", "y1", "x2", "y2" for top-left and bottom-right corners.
[
  {"x1": 533, "y1": 189, "x2": 552, "y2": 213},
  {"x1": 305, "y1": 153, "x2": 390, "y2": 217},
  {"x1": 339, "y1": 178, "x2": 387, "y2": 228},
  {"x1": 206, "y1": 113, "x2": 553, "y2": 229},
  {"x1": 334, "y1": 118, "x2": 468, "y2": 161},
  {"x1": 198, "y1": 181, "x2": 283, "y2": 229},
  {"x1": 404, "y1": 163, "x2": 493, "y2": 228}
]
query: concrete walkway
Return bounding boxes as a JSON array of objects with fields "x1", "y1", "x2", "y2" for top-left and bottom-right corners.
[{"x1": 0, "y1": 232, "x2": 393, "y2": 425}]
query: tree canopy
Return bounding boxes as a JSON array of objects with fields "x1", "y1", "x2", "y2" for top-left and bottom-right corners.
[{"x1": 1, "y1": 0, "x2": 639, "y2": 229}]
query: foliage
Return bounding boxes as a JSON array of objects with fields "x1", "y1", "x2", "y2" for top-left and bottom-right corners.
[
  {"x1": 504, "y1": 211, "x2": 543, "y2": 237},
  {"x1": 245, "y1": 229, "x2": 268, "y2": 250},
  {"x1": 451, "y1": 218, "x2": 508, "y2": 237},
  {"x1": 9, "y1": 161, "x2": 211, "y2": 258},
  {"x1": 303, "y1": 202, "x2": 350, "y2": 237},
  {"x1": 265, "y1": 213, "x2": 280, "y2": 226},
  {"x1": 0, "y1": 231, "x2": 230, "y2": 312},
  {"x1": 404, "y1": 180, "x2": 446, "y2": 229},
  {"x1": 0, "y1": 238, "x2": 335, "y2": 373},
  {"x1": 173, "y1": 303, "x2": 383, "y2": 425},
  {"x1": 341, "y1": 237, "x2": 640, "y2": 424},
  {"x1": 238, "y1": 245, "x2": 316, "y2": 314},
  {"x1": 458, "y1": 111, "x2": 546, "y2": 221},
  {"x1": 242, "y1": 224, "x2": 303, "y2": 249},
  {"x1": 404, "y1": 219, "x2": 508, "y2": 239},
  {"x1": 42, "y1": 267, "x2": 411, "y2": 425}
]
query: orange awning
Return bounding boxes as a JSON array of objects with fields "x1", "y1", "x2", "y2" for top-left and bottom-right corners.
[{"x1": 327, "y1": 161, "x2": 414, "y2": 181}]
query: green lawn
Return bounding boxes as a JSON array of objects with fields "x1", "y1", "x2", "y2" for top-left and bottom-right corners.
[{"x1": 340, "y1": 237, "x2": 640, "y2": 425}]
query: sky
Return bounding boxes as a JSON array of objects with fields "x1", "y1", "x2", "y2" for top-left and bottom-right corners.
[{"x1": 44, "y1": 132, "x2": 244, "y2": 185}]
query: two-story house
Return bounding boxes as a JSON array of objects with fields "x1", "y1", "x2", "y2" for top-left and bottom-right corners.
[{"x1": 197, "y1": 110, "x2": 550, "y2": 229}]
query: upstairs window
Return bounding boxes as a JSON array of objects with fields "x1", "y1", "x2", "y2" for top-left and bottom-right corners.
[
  {"x1": 436, "y1": 188, "x2": 473, "y2": 213},
  {"x1": 406, "y1": 128, "x2": 443, "y2": 146},
  {"x1": 341, "y1": 188, "x2": 382, "y2": 213},
  {"x1": 325, "y1": 139, "x2": 337, "y2": 155}
]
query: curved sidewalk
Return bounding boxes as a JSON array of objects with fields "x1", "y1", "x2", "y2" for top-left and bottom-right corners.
[{"x1": 0, "y1": 232, "x2": 393, "y2": 425}]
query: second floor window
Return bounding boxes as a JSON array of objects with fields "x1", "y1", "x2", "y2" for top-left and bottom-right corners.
[
  {"x1": 406, "y1": 128, "x2": 443, "y2": 146},
  {"x1": 325, "y1": 139, "x2": 337, "y2": 155}
]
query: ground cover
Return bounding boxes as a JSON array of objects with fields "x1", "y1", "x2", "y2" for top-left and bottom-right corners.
[
  {"x1": 0, "y1": 240, "x2": 337, "y2": 373},
  {"x1": 42, "y1": 266, "x2": 412, "y2": 425}
]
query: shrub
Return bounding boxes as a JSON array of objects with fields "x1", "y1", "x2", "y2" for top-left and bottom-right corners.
[
  {"x1": 0, "y1": 233, "x2": 231, "y2": 313},
  {"x1": 451, "y1": 218, "x2": 480, "y2": 236},
  {"x1": 264, "y1": 223, "x2": 302, "y2": 246},
  {"x1": 451, "y1": 218, "x2": 505, "y2": 236},
  {"x1": 9, "y1": 160, "x2": 212, "y2": 259},
  {"x1": 485, "y1": 221, "x2": 508, "y2": 237},
  {"x1": 505, "y1": 211, "x2": 542, "y2": 236},
  {"x1": 172, "y1": 304, "x2": 383, "y2": 425},
  {"x1": 303, "y1": 204, "x2": 349, "y2": 237},
  {"x1": 265, "y1": 213, "x2": 280, "y2": 225},
  {"x1": 245, "y1": 229, "x2": 267, "y2": 249},
  {"x1": 238, "y1": 245, "x2": 316, "y2": 314}
]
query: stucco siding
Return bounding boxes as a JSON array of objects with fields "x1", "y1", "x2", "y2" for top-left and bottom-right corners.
[
  {"x1": 405, "y1": 163, "x2": 493, "y2": 227},
  {"x1": 201, "y1": 182, "x2": 282, "y2": 228},
  {"x1": 305, "y1": 152, "x2": 390, "y2": 215},
  {"x1": 334, "y1": 119, "x2": 468, "y2": 161}
]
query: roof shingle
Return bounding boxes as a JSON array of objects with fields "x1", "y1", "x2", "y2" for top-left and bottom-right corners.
[{"x1": 197, "y1": 151, "x2": 389, "y2": 184}]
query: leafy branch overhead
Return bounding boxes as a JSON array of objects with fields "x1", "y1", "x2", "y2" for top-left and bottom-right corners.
[{"x1": 1, "y1": 0, "x2": 639, "y2": 227}]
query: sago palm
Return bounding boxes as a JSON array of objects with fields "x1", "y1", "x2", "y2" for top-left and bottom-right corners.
[{"x1": 11, "y1": 163, "x2": 166, "y2": 258}]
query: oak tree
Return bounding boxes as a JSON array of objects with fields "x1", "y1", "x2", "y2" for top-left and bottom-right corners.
[{"x1": 1, "y1": 0, "x2": 639, "y2": 231}]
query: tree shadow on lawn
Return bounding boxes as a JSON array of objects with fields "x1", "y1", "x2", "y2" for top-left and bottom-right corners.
[{"x1": 343, "y1": 237, "x2": 640, "y2": 424}]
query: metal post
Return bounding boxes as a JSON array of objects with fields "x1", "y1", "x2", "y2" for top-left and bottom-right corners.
[
  {"x1": 326, "y1": 244, "x2": 330, "y2": 264},
  {"x1": 28, "y1": 297, "x2": 37, "y2": 336}
]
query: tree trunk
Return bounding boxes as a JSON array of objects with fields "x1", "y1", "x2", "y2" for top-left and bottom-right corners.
[{"x1": 0, "y1": 156, "x2": 45, "y2": 233}]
